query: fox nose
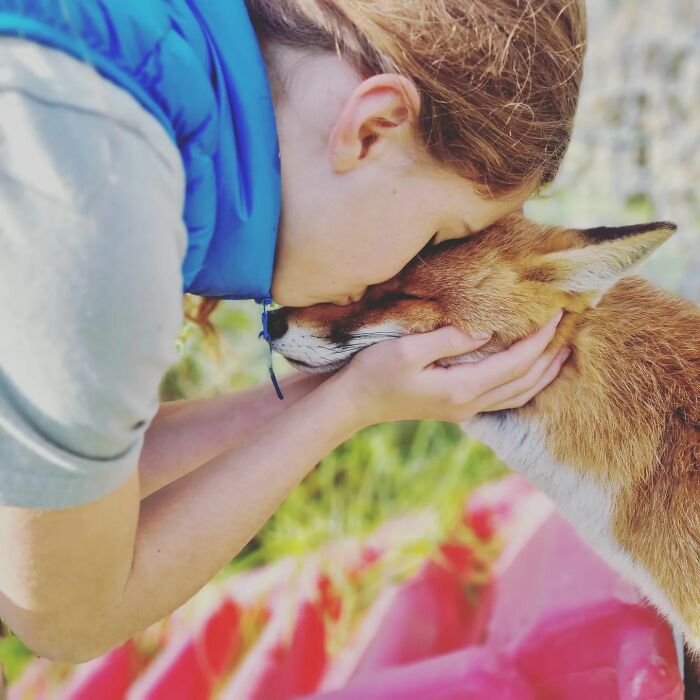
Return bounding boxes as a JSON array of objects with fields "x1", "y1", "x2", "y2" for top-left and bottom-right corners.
[{"x1": 266, "y1": 309, "x2": 289, "y2": 341}]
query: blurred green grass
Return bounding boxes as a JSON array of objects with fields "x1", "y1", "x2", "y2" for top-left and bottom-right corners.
[
  {"x1": 0, "y1": 629, "x2": 32, "y2": 687},
  {"x1": 223, "y1": 420, "x2": 505, "y2": 576}
]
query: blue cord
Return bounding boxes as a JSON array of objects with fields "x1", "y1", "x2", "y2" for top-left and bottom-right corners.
[{"x1": 259, "y1": 296, "x2": 285, "y2": 400}]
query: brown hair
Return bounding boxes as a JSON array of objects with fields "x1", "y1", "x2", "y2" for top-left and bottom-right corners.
[
  {"x1": 192, "y1": 0, "x2": 587, "y2": 330},
  {"x1": 184, "y1": 294, "x2": 220, "y2": 339},
  {"x1": 247, "y1": 0, "x2": 586, "y2": 195}
]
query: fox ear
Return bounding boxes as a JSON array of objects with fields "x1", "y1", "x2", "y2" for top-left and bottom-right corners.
[{"x1": 527, "y1": 222, "x2": 677, "y2": 300}]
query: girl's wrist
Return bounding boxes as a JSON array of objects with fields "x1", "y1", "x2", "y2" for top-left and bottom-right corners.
[{"x1": 316, "y1": 369, "x2": 377, "y2": 434}]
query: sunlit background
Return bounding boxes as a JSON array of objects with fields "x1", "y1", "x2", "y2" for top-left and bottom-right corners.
[
  {"x1": 1, "y1": 0, "x2": 698, "y2": 694},
  {"x1": 528, "y1": 0, "x2": 699, "y2": 300}
]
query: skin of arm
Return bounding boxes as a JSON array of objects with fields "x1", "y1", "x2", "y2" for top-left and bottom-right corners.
[
  {"x1": 137, "y1": 372, "x2": 327, "y2": 500},
  {"x1": 0, "y1": 373, "x2": 359, "y2": 663}
]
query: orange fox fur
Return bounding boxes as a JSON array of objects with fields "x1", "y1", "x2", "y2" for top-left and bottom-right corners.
[{"x1": 269, "y1": 214, "x2": 700, "y2": 649}]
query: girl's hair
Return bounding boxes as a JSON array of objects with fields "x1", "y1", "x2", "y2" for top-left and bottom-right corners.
[
  {"x1": 184, "y1": 294, "x2": 220, "y2": 338},
  {"x1": 247, "y1": 0, "x2": 587, "y2": 196},
  {"x1": 192, "y1": 0, "x2": 587, "y2": 330}
]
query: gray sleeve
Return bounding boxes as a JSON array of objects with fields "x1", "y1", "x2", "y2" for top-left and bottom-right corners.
[{"x1": 0, "y1": 42, "x2": 188, "y2": 509}]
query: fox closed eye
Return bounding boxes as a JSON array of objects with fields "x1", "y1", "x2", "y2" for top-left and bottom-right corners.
[{"x1": 375, "y1": 291, "x2": 423, "y2": 304}]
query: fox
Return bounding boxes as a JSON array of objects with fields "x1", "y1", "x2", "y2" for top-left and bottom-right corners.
[{"x1": 266, "y1": 213, "x2": 700, "y2": 651}]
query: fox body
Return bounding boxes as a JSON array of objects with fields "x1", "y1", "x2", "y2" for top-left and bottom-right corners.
[{"x1": 269, "y1": 214, "x2": 700, "y2": 648}]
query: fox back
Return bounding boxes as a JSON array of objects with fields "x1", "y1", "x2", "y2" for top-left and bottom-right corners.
[{"x1": 269, "y1": 214, "x2": 700, "y2": 649}]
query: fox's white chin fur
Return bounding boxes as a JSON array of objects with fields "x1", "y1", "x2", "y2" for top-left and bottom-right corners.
[{"x1": 274, "y1": 320, "x2": 495, "y2": 372}]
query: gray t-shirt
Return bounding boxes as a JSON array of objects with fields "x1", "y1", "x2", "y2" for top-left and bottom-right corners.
[{"x1": 0, "y1": 38, "x2": 187, "y2": 509}]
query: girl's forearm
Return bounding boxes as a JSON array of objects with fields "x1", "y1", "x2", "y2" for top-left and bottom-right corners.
[
  {"x1": 63, "y1": 375, "x2": 358, "y2": 659},
  {"x1": 138, "y1": 372, "x2": 328, "y2": 499}
]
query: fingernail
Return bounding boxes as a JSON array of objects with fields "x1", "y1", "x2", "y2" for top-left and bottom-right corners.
[
  {"x1": 559, "y1": 346, "x2": 572, "y2": 362},
  {"x1": 552, "y1": 310, "x2": 564, "y2": 325},
  {"x1": 471, "y1": 331, "x2": 492, "y2": 341}
]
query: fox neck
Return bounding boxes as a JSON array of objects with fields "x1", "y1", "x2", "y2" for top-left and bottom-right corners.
[{"x1": 464, "y1": 275, "x2": 700, "y2": 646}]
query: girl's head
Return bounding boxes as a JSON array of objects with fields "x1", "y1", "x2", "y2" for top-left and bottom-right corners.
[{"x1": 247, "y1": 0, "x2": 587, "y2": 308}]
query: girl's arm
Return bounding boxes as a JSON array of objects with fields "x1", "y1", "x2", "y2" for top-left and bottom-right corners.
[
  {"x1": 0, "y1": 318, "x2": 562, "y2": 663},
  {"x1": 0, "y1": 375, "x2": 360, "y2": 663},
  {"x1": 138, "y1": 372, "x2": 328, "y2": 499}
]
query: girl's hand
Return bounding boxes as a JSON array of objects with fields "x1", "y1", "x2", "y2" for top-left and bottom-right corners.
[{"x1": 331, "y1": 312, "x2": 569, "y2": 428}]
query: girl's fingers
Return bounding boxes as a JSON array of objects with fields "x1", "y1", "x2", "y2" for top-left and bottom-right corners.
[
  {"x1": 474, "y1": 311, "x2": 563, "y2": 386},
  {"x1": 428, "y1": 311, "x2": 564, "y2": 398},
  {"x1": 476, "y1": 342, "x2": 568, "y2": 408},
  {"x1": 393, "y1": 325, "x2": 492, "y2": 368},
  {"x1": 483, "y1": 346, "x2": 571, "y2": 412}
]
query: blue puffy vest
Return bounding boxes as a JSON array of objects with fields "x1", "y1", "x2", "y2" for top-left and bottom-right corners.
[{"x1": 0, "y1": 0, "x2": 281, "y2": 302}]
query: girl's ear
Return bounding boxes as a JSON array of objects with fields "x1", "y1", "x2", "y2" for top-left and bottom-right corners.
[
  {"x1": 526, "y1": 222, "x2": 677, "y2": 303},
  {"x1": 328, "y1": 74, "x2": 421, "y2": 173}
]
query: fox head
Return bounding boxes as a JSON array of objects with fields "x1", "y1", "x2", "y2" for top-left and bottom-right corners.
[{"x1": 268, "y1": 214, "x2": 676, "y2": 372}]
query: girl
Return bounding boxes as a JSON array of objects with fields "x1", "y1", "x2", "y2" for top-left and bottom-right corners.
[{"x1": 0, "y1": 0, "x2": 585, "y2": 662}]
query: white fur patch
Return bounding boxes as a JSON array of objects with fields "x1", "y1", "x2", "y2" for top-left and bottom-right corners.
[{"x1": 463, "y1": 411, "x2": 683, "y2": 631}]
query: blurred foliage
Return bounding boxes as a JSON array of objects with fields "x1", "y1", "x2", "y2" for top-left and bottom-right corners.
[
  {"x1": 223, "y1": 421, "x2": 505, "y2": 576},
  {"x1": 0, "y1": 624, "x2": 31, "y2": 686}
]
